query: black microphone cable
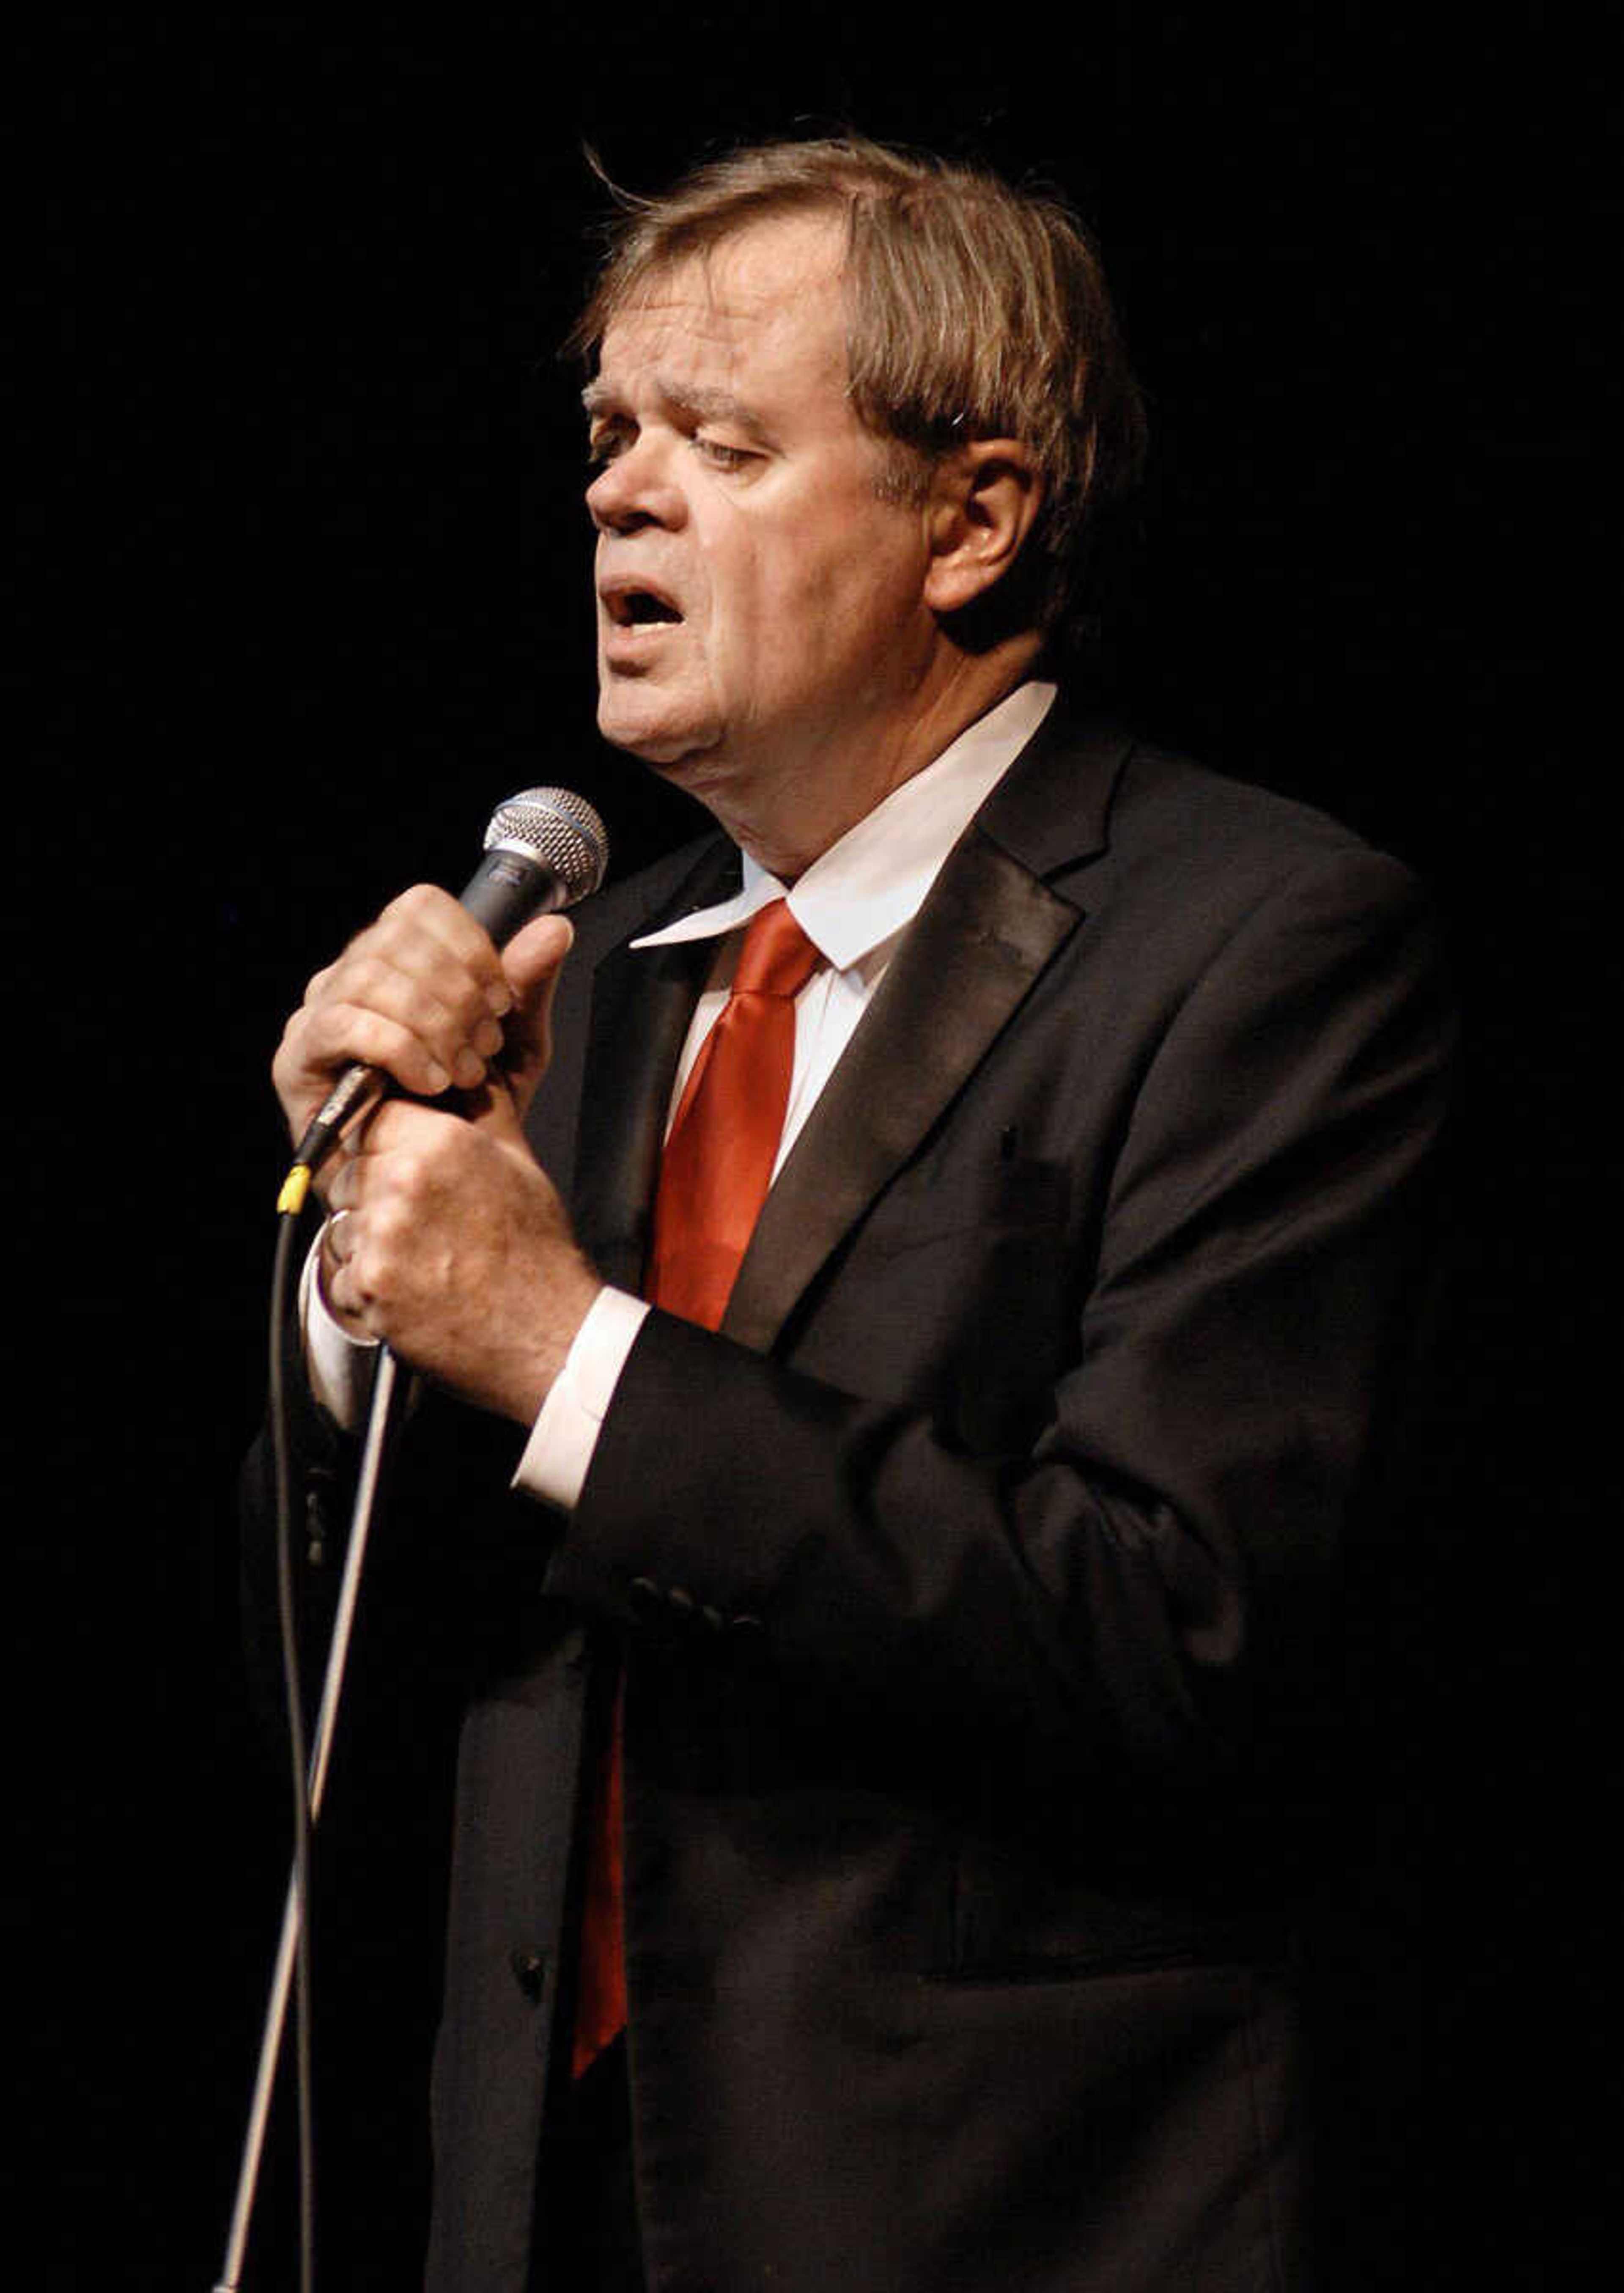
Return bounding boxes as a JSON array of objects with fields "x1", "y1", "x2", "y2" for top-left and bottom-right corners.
[{"x1": 269, "y1": 1186, "x2": 318, "y2": 2293}]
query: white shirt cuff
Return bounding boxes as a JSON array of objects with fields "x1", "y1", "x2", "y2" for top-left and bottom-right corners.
[
  {"x1": 300, "y1": 1227, "x2": 380, "y2": 1428},
  {"x1": 512, "y1": 1286, "x2": 651, "y2": 1511}
]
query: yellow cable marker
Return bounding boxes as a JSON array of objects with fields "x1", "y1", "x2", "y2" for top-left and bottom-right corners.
[{"x1": 277, "y1": 1163, "x2": 313, "y2": 1218}]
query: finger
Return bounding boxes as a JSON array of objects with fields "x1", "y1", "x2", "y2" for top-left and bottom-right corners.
[
  {"x1": 495, "y1": 915, "x2": 576, "y2": 1104},
  {"x1": 340, "y1": 884, "x2": 518, "y2": 1035},
  {"x1": 278, "y1": 993, "x2": 466, "y2": 1113},
  {"x1": 310, "y1": 882, "x2": 516, "y2": 1071},
  {"x1": 278, "y1": 924, "x2": 516, "y2": 1113},
  {"x1": 315, "y1": 948, "x2": 508, "y2": 1089},
  {"x1": 272, "y1": 884, "x2": 522, "y2": 1147},
  {"x1": 318, "y1": 1203, "x2": 370, "y2": 1329},
  {"x1": 501, "y1": 912, "x2": 575, "y2": 1001},
  {"x1": 373, "y1": 883, "x2": 516, "y2": 1013},
  {"x1": 324, "y1": 1246, "x2": 369, "y2": 1331}
]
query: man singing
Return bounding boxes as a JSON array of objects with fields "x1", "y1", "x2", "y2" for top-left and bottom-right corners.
[{"x1": 253, "y1": 136, "x2": 1454, "y2": 2290}]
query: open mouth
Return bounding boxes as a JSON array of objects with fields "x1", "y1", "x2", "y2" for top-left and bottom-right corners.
[{"x1": 604, "y1": 586, "x2": 683, "y2": 628}]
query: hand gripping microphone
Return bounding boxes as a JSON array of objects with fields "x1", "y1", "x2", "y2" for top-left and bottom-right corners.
[{"x1": 277, "y1": 785, "x2": 609, "y2": 1214}]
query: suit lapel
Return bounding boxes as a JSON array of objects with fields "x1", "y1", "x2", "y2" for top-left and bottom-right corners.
[
  {"x1": 570, "y1": 838, "x2": 738, "y2": 1293},
  {"x1": 721, "y1": 711, "x2": 1129, "y2": 1351}
]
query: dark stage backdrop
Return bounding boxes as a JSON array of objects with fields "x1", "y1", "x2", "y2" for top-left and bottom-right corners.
[{"x1": 10, "y1": 15, "x2": 1604, "y2": 2287}]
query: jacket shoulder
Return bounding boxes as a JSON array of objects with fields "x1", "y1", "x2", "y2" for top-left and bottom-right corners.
[
  {"x1": 1115, "y1": 739, "x2": 1400, "y2": 867},
  {"x1": 985, "y1": 700, "x2": 1427, "y2": 910},
  {"x1": 1047, "y1": 711, "x2": 1432, "y2": 920}
]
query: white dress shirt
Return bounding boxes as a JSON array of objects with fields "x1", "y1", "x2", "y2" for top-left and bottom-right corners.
[{"x1": 306, "y1": 681, "x2": 1059, "y2": 1508}]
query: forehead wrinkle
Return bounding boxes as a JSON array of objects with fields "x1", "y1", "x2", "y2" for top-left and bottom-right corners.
[
  {"x1": 583, "y1": 367, "x2": 777, "y2": 444},
  {"x1": 658, "y1": 374, "x2": 773, "y2": 437}
]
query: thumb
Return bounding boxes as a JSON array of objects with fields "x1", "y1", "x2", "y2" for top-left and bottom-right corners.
[{"x1": 495, "y1": 912, "x2": 575, "y2": 1115}]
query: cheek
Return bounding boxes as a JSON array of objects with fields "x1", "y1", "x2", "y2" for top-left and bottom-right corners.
[
  {"x1": 694, "y1": 527, "x2": 781, "y2": 695},
  {"x1": 719, "y1": 520, "x2": 851, "y2": 660},
  {"x1": 697, "y1": 489, "x2": 922, "y2": 719},
  {"x1": 791, "y1": 538, "x2": 925, "y2": 696}
]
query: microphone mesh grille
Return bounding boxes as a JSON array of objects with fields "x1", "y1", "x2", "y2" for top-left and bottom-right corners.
[{"x1": 484, "y1": 786, "x2": 609, "y2": 903}]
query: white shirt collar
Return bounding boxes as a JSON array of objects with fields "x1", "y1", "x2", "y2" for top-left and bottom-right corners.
[{"x1": 630, "y1": 680, "x2": 1057, "y2": 970}]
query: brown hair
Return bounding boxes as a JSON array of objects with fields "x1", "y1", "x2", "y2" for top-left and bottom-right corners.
[{"x1": 571, "y1": 135, "x2": 1148, "y2": 655}]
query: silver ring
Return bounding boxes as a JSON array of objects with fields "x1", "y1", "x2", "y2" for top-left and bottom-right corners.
[{"x1": 327, "y1": 1207, "x2": 354, "y2": 1259}]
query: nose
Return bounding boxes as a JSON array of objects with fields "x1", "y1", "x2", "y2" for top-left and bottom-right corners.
[{"x1": 587, "y1": 435, "x2": 685, "y2": 537}]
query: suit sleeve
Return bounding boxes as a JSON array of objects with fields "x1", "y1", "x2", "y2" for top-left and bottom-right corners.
[{"x1": 539, "y1": 845, "x2": 1455, "y2": 1796}]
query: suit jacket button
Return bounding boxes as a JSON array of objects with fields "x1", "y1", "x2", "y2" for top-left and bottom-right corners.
[
  {"x1": 700, "y1": 1604, "x2": 727, "y2": 1636},
  {"x1": 510, "y1": 1948, "x2": 546, "y2": 2004},
  {"x1": 628, "y1": 1576, "x2": 663, "y2": 1620},
  {"x1": 666, "y1": 1586, "x2": 696, "y2": 1624},
  {"x1": 303, "y1": 1467, "x2": 335, "y2": 1567}
]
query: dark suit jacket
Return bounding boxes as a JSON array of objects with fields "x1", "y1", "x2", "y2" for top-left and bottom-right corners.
[{"x1": 258, "y1": 703, "x2": 1453, "y2": 2291}]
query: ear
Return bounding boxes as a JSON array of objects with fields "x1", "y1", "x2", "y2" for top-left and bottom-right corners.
[{"x1": 921, "y1": 439, "x2": 1045, "y2": 616}]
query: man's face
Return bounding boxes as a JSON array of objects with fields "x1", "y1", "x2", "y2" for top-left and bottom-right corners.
[{"x1": 584, "y1": 215, "x2": 939, "y2": 822}]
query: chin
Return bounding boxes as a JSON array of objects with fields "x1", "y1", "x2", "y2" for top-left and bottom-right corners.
[
  {"x1": 600, "y1": 719, "x2": 701, "y2": 770},
  {"x1": 597, "y1": 691, "x2": 720, "y2": 774}
]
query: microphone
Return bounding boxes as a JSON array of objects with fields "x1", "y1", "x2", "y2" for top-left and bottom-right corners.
[{"x1": 280, "y1": 786, "x2": 609, "y2": 1207}]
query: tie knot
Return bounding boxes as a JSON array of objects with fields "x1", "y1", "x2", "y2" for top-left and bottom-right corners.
[{"x1": 732, "y1": 898, "x2": 820, "y2": 1000}]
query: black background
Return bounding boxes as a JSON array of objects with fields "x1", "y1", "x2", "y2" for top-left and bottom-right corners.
[{"x1": 9, "y1": 13, "x2": 1606, "y2": 2286}]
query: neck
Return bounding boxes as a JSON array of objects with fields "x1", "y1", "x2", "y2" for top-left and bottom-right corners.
[{"x1": 707, "y1": 634, "x2": 1043, "y2": 882}]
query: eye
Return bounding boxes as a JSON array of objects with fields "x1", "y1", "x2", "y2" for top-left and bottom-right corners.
[
  {"x1": 693, "y1": 436, "x2": 757, "y2": 473},
  {"x1": 586, "y1": 421, "x2": 631, "y2": 469}
]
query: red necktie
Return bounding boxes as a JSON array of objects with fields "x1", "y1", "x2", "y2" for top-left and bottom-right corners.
[{"x1": 572, "y1": 898, "x2": 821, "y2": 2077}]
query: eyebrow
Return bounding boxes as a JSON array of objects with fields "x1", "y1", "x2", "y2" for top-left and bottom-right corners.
[{"x1": 581, "y1": 373, "x2": 775, "y2": 444}]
